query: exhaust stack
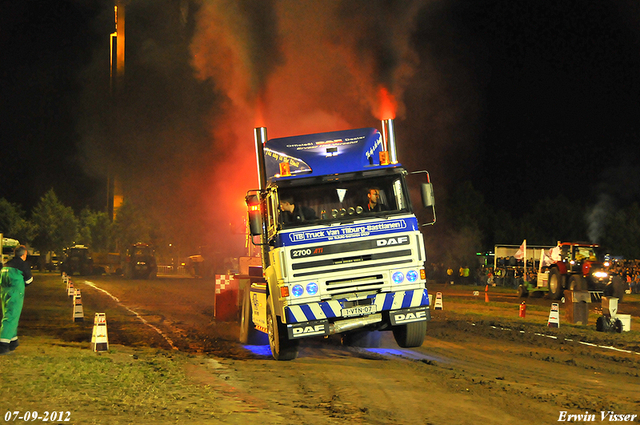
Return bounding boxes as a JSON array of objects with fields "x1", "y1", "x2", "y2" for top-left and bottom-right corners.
[
  {"x1": 381, "y1": 119, "x2": 398, "y2": 164},
  {"x1": 254, "y1": 127, "x2": 268, "y2": 190}
]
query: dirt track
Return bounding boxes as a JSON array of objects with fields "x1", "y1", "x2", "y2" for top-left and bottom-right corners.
[{"x1": 52, "y1": 275, "x2": 640, "y2": 424}]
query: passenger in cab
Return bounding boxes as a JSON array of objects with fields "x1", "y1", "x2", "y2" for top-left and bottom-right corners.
[{"x1": 366, "y1": 188, "x2": 388, "y2": 212}]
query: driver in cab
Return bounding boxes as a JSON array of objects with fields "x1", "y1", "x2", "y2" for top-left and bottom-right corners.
[{"x1": 279, "y1": 196, "x2": 317, "y2": 223}]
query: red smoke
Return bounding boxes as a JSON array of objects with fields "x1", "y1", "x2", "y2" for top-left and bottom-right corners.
[
  {"x1": 188, "y1": 2, "x2": 424, "y2": 255},
  {"x1": 375, "y1": 86, "x2": 398, "y2": 120},
  {"x1": 254, "y1": 95, "x2": 267, "y2": 129}
]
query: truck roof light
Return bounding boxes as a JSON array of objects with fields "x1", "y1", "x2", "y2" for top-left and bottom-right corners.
[
  {"x1": 326, "y1": 147, "x2": 338, "y2": 157},
  {"x1": 279, "y1": 162, "x2": 291, "y2": 176}
]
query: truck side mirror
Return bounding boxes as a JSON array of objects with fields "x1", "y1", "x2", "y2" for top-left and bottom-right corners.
[
  {"x1": 246, "y1": 194, "x2": 263, "y2": 236},
  {"x1": 421, "y1": 183, "x2": 435, "y2": 208}
]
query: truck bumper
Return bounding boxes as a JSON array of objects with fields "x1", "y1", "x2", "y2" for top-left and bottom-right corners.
[
  {"x1": 284, "y1": 288, "x2": 430, "y2": 339},
  {"x1": 284, "y1": 288, "x2": 430, "y2": 323}
]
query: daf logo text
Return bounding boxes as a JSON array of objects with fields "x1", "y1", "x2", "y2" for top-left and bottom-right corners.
[{"x1": 377, "y1": 236, "x2": 409, "y2": 246}]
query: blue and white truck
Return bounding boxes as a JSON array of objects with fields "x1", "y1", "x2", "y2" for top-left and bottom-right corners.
[{"x1": 242, "y1": 119, "x2": 436, "y2": 360}]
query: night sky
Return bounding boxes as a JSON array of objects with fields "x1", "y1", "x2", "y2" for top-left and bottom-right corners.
[{"x1": 2, "y1": 1, "x2": 640, "y2": 244}]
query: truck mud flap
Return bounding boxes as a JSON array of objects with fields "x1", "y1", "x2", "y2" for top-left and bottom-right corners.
[
  {"x1": 389, "y1": 306, "x2": 430, "y2": 325},
  {"x1": 287, "y1": 319, "x2": 330, "y2": 339}
]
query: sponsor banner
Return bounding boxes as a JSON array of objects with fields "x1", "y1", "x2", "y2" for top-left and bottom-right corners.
[
  {"x1": 287, "y1": 320, "x2": 330, "y2": 339},
  {"x1": 289, "y1": 235, "x2": 410, "y2": 259},
  {"x1": 279, "y1": 217, "x2": 418, "y2": 246},
  {"x1": 389, "y1": 306, "x2": 430, "y2": 325}
]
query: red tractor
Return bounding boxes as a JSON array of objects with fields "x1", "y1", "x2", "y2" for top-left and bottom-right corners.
[{"x1": 547, "y1": 242, "x2": 625, "y2": 300}]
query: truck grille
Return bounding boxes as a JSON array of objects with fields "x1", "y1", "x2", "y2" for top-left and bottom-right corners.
[{"x1": 325, "y1": 274, "x2": 384, "y2": 296}]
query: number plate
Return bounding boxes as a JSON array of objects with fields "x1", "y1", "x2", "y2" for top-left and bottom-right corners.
[{"x1": 342, "y1": 304, "x2": 377, "y2": 318}]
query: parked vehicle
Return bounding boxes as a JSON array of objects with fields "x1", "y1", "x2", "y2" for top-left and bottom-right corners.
[{"x1": 60, "y1": 245, "x2": 94, "y2": 276}]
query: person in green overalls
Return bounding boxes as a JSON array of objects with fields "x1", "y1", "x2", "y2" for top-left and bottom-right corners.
[{"x1": 1, "y1": 245, "x2": 33, "y2": 354}]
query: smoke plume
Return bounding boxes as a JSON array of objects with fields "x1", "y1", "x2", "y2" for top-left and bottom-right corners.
[{"x1": 79, "y1": 0, "x2": 472, "y2": 261}]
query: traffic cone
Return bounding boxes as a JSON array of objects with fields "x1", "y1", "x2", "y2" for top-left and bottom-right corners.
[
  {"x1": 547, "y1": 303, "x2": 560, "y2": 328},
  {"x1": 72, "y1": 290, "x2": 84, "y2": 322},
  {"x1": 484, "y1": 285, "x2": 489, "y2": 303},
  {"x1": 519, "y1": 301, "x2": 526, "y2": 318},
  {"x1": 91, "y1": 313, "x2": 109, "y2": 352},
  {"x1": 434, "y1": 292, "x2": 444, "y2": 310},
  {"x1": 67, "y1": 281, "x2": 75, "y2": 298}
]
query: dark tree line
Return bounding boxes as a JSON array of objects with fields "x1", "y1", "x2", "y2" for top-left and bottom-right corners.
[{"x1": 0, "y1": 189, "x2": 161, "y2": 266}]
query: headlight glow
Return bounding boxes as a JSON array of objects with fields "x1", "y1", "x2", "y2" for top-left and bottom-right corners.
[
  {"x1": 392, "y1": 271, "x2": 404, "y2": 284},
  {"x1": 306, "y1": 282, "x2": 318, "y2": 295},
  {"x1": 593, "y1": 271, "x2": 608, "y2": 278},
  {"x1": 292, "y1": 284, "x2": 304, "y2": 297},
  {"x1": 406, "y1": 270, "x2": 419, "y2": 282}
]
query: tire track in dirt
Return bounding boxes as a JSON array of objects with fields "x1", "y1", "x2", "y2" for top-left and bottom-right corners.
[{"x1": 82, "y1": 280, "x2": 179, "y2": 350}]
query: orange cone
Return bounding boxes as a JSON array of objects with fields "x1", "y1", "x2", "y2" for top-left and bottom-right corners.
[{"x1": 484, "y1": 285, "x2": 489, "y2": 302}]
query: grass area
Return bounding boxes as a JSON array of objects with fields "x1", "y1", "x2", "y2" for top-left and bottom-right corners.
[
  {"x1": 0, "y1": 340, "x2": 229, "y2": 424},
  {"x1": 0, "y1": 274, "x2": 233, "y2": 424}
]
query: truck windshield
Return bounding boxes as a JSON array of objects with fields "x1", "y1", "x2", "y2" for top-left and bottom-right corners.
[{"x1": 277, "y1": 172, "x2": 411, "y2": 228}]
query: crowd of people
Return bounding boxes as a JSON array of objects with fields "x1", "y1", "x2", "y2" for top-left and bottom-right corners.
[{"x1": 608, "y1": 260, "x2": 640, "y2": 294}]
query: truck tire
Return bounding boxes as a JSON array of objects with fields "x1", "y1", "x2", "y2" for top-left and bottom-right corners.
[
  {"x1": 392, "y1": 321, "x2": 427, "y2": 348},
  {"x1": 548, "y1": 268, "x2": 564, "y2": 300},
  {"x1": 267, "y1": 301, "x2": 298, "y2": 360},
  {"x1": 343, "y1": 330, "x2": 381, "y2": 348},
  {"x1": 568, "y1": 275, "x2": 586, "y2": 291},
  {"x1": 239, "y1": 289, "x2": 267, "y2": 345}
]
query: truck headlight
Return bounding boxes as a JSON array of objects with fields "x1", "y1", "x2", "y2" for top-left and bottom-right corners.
[
  {"x1": 392, "y1": 271, "x2": 404, "y2": 284},
  {"x1": 593, "y1": 271, "x2": 608, "y2": 278},
  {"x1": 292, "y1": 284, "x2": 304, "y2": 297},
  {"x1": 406, "y1": 270, "x2": 419, "y2": 282},
  {"x1": 306, "y1": 282, "x2": 318, "y2": 295}
]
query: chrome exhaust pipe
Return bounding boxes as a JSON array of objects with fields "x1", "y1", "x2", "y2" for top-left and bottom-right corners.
[
  {"x1": 254, "y1": 127, "x2": 268, "y2": 190},
  {"x1": 381, "y1": 119, "x2": 398, "y2": 164}
]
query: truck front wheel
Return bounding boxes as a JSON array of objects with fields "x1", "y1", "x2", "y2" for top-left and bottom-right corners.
[
  {"x1": 392, "y1": 321, "x2": 427, "y2": 348},
  {"x1": 267, "y1": 301, "x2": 299, "y2": 361},
  {"x1": 548, "y1": 268, "x2": 564, "y2": 300}
]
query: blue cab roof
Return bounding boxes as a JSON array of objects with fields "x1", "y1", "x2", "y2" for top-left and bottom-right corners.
[{"x1": 264, "y1": 127, "x2": 398, "y2": 182}]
